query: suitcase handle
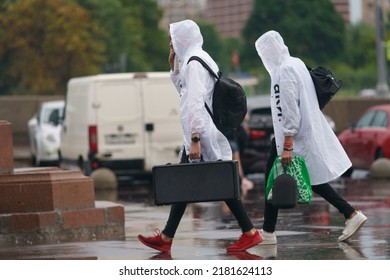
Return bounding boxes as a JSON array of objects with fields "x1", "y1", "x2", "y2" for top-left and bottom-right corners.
[{"x1": 188, "y1": 154, "x2": 204, "y2": 163}]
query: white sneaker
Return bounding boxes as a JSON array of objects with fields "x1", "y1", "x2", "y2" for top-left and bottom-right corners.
[
  {"x1": 259, "y1": 229, "x2": 277, "y2": 245},
  {"x1": 338, "y1": 242, "x2": 366, "y2": 259},
  {"x1": 338, "y1": 210, "x2": 367, "y2": 242},
  {"x1": 248, "y1": 244, "x2": 277, "y2": 259}
]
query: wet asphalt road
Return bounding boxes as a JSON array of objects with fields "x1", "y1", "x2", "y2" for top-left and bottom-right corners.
[{"x1": 1, "y1": 166, "x2": 389, "y2": 260}]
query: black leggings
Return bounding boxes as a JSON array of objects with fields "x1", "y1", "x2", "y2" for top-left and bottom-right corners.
[
  {"x1": 162, "y1": 150, "x2": 254, "y2": 238},
  {"x1": 162, "y1": 199, "x2": 254, "y2": 238},
  {"x1": 262, "y1": 139, "x2": 355, "y2": 233}
]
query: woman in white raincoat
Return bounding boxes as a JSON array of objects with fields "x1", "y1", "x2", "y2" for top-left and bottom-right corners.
[
  {"x1": 138, "y1": 20, "x2": 261, "y2": 253},
  {"x1": 255, "y1": 30, "x2": 367, "y2": 244}
]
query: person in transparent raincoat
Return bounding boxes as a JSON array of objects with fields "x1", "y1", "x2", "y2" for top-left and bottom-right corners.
[
  {"x1": 137, "y1": 20, "x2": 261, "y2": 254},
  {"x1": 255, "y1": 30, "x2": 367, "y2": 244}
]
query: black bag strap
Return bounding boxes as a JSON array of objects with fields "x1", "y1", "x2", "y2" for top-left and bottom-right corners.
[
  {"x1": 187, "y1": 56, "x2": 221, "y2": 118},
  {"x1": 187, "y1": 56, "x2": 221, "y2": 80},
  {"x1": 282, "y1": 163, "x2": 288, "y2": 173}
]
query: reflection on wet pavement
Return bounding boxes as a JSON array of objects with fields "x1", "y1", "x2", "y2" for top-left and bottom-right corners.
[{"x1": 0, "y1": 175, "x2": 389, "y2": 260}]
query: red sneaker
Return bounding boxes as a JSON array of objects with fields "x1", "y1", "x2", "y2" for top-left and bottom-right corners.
[
  {"x1": 149, "y1": 252, "x2": 172, "y2": 260},
  {"x1": 227, "y1": 230, "x2": 262, "y2": 252},
  {"x1": 138, "y1": 229, "x2": 172, "y2": 252}
]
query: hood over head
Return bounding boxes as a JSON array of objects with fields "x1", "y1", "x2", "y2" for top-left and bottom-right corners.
[
  {"x1": 255, "y1": 30, "x2": 290, "y2": 72},
  {"x1": 169, "y1": 19, "x2": 203, "y2": 60}
]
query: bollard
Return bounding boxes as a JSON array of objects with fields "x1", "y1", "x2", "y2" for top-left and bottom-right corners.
[
  {"x1": 90, "y1": 167, "x2": 118, "y2": 190},
  {"x1": 370, "y1": 158, "x2": 390, "y2": 179},
  {"x1": 0, "y1": 120, "x2": 14, "y2": 174}
]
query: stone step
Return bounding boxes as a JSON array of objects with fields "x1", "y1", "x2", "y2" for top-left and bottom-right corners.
[
  {"x1": 0, "y1": 168, "x2": 95, "y2": 213},
  {"x1": 0, "y1": 120, "x2": 125, "y2": 246},
  {"x1": 0, "y1": 201, "x2": 125, "y2": 245}
]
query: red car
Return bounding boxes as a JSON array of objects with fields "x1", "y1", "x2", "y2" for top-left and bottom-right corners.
[{"x1": 338, "y1": 104, "x2": 390, "y2": 174}]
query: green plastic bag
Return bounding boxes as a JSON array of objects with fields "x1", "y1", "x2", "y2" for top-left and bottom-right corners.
[{"x1": 266, "y1": 155, "x2": 312, "y2": 204}]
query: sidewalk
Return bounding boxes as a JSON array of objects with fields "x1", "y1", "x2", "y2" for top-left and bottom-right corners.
[
  {"x1": 0, "y1": 176, "x2": 389, "y2": 260},
  {"x1": 5, "y1": 144, "x2": 390, "y2": 260}
]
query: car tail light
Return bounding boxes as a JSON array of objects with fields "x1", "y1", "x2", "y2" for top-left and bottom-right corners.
[
  {"x1": 250, "y1": 129, "x2": 266, "y2": 140},
  {"x1": 88, "y1": 125, "x2": 98, "y2": 153},
  {"x1": 91, "y1": 160, "x2": 100, "y2": 169}
]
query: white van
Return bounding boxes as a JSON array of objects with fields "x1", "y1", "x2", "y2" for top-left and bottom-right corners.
[{"x1": 60, "y1": 72, "x2": 183, "y2": 184}]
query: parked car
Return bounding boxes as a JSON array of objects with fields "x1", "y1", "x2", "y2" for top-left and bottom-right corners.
[
  {"x1": 240, "y1": 95, "x2": 273, "y2": 175},
  {"x1": 241, "y1": 95, "x2": 337, "y2": 175},
  {"x1": 28, "y1": 100, "x2": 64, "y2": 166},
  {"x1": 338, "y1": 104, "x2": 390, "y2": 175}
]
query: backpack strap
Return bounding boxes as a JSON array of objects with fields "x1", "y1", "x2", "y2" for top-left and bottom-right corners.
[
  {"x1": 187, "y1": 56, "x2": 221, "y2": 80},
  {"x1": 187, "y1": 56, "x2": 221, "y2": 118}
]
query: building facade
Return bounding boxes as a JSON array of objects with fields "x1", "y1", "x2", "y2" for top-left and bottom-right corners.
[
  {"x1": 204, "y1": 0, "x2": 253, "y2": 38},
  {"x1": 156, "y1": 0, "x2": 207, "y2": 30}
]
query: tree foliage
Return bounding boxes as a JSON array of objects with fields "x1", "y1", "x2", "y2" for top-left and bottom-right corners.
[
  {"x1": 198, "y1": 21, "x2": 243, "y2": 75},
  {"x1": 241, "y1": 0, "x2": 346, "y2": 70},
  {"x1": 125, "y1": 0, "x2": 169, "y2": 71},
  {"x1": 344, "y1": 23, "x2": 376, "y2": 69},
  {"x1": 77, "y1": 0, "x2": 130, "y2": 72},
  {"x1": 198, "y1": 21, "x2": 223, "y2": 63},
  {"x1": 0, "y1": 0, "x2": 106, "y2": 95},
  {"x1": 0, "y1": 0, "x2": 384, "y2": 95},
  {"x1": 0, "y1": 0, "x2": 168, "y2": 95},
  {"x1": 78, "y1": 0, "x2": 168, "y2": 72}
]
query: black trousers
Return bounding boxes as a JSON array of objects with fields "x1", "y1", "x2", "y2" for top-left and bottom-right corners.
[
  {"x1": 262, "y1": 138, "x2": 355, "y2": 233},
  {"x1": 161, "y1": 149, "x2": 254, "y2": 238}
]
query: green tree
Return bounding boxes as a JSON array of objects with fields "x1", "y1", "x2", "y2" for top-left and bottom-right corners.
[
  {"x1": 0, "y1": 0, "x2": 17, "y2": 94},
  {"x1": 220, "y1": 37, "x2": 244, "y2": 75},
  {"x1": 0, "y1": 0, "x2": 106, "y2": 95},
  {"x1": 344, "y1": 23, "x2": 376, "y2": 69},
  {"x1": 130, "y1": 0, "x2": 169, "y2": 71},
  {"x1": 77, "y1": 0, "x2": 168, "y2": 72},
  {"x1": 77, "y1": 0, "x2": 130, "y2": 72},
  {"x1": 241, "y1": 0, "x2": 345, "y2": 71},
  {"x1": 197, "y1": 21, "x2": 244, "y2": 75},
  {"x1": 198, "y1": 21, "x2": 223, "y2": 63},
  {"x1": 336, "y1": 23, "x2": 377, "y2": 93}
]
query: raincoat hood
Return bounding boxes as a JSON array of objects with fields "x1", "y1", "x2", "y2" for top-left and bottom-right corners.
[
  {"x1": 255, "y1": 30, "x2": 290, "y2": 72},
  {"x1": 169, "y1": 19, "x2": 203, "y2": 60}
]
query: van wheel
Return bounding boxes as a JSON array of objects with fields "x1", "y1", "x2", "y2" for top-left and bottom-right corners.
[
  {"x1": 34, "y1": 142, "x2": 41, "y2": 167},
  {"x1": 57, "y1": 151, "x2": 62, "y2": 167},
  {"x1": 78, "y1": 157, "x2": 86, "y2": 174},
  {"x1": 78, "y1": 157, "x2": 92, "y2": 175},
  {"x1": 31, "y1": 154, "x2": 36, "y2": 166}
]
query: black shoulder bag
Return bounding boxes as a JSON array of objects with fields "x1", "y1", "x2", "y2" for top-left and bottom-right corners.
[{"x1": 307, "y1": 66, "x2": 343, "y2": 110}]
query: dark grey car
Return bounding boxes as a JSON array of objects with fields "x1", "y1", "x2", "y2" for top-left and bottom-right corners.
[{"x1": 240, "y1": 95, "x2": 273, "y2": 175}]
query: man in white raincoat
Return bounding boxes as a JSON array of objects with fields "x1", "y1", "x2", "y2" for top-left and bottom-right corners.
[
  {"x1": 138, "y1": 19, "x2": 261, "y2": 253},
  {"x1": 255, "y1": 30, "x2": 367, "y2": 244}
]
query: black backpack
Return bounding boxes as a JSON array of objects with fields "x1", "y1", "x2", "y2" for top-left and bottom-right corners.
[
  {"x1": 187, "y1": 56, "x2": 247, "y2": 138},
  {"x1": 307, "y1": 66, "x2": 343, "y2": 110}
]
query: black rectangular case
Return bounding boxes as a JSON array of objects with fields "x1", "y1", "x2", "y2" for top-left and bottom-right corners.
[{"x1": 153, "y1": 160, "x2": 240, "y2": 205}]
